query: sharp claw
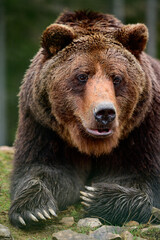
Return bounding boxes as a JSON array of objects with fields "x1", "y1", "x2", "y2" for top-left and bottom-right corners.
[
  {"x1": 29, "y1": 213, "x2": 39, "y2": 222},
  {"x1": 85, "y1": 186, "x2": 96, "y2": 191},
  {"x1": 80, "y1": 196, "x2": 93, "y2": 202},
  {"x1": 43, "y1": 210, "x2": 51, "y2": 219},
  {"x1": 80, "y1": 191, "x2": 94, "y2": 198},
  {"x1": 18, "y1": 216, "x2": 26, "y2": 226},
  {"x1": 37, "y1": 211, "x2": 46, "y2": 220},
  {"x1": 49, "y1": 208, "x2": 57, "y2": 217},
  {"x1": 81, "y1": 201, "x2": 90, "y2": 207}
]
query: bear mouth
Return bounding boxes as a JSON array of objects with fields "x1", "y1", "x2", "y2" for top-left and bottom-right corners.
[{"x1": 85, "y1": 128, "x2": 113, "y2": 138}]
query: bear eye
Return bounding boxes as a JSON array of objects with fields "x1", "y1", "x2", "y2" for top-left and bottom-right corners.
[
  {"x1": 77, "y1": 74, "x2": 88, "y2": 83},
  {"x1": 113, "y1": 75, "x2": 122, "y2": 86}
]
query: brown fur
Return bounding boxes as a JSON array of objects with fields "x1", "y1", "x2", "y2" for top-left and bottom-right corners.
[
  {"x1": 56, "y1": 10, "x2": 123, "y2": 31},
  {"x1": 9, "y1": 10, "x2": 160, "y2": 229}
]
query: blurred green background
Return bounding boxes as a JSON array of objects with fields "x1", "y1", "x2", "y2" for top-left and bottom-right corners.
[{"x1": 0, "y1": 0, "x2": 160, "y2": 146}]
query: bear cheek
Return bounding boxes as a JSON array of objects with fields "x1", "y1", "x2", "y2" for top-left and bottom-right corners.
[
  {"x1": 47, "y1": 81, "x2": 74, "y2": 125},
  {"x1": 51, "y1": 96, "x2": 74, "y2": 125},
  {"x1": 116, "y1": 81, "x2": 142, "y2": 138},
  {"x1": 73, "y1": 96, "x2": 94, "y2": 128}
]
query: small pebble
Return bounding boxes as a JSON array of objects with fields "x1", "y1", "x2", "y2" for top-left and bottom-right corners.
[
  {"x1": 59, "y1": 216, "x2": 75, "y2": 227},
  {"x1": 77, "y1": 218, "x2": 102, "y2": 228},
  {"x1": 124, "y1": 221, "x2": 139, "y2": 227},
  {"x1": 121, "y1": 231, "x2": 133, "y2": 240},
  {"x1": 107, "y1": 233, "x2": 122, "y2": 240}
]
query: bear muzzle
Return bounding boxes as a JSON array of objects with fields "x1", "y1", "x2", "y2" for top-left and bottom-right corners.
[{"x1": 85, "y1": 102, "x2": 117, "y2": 138}]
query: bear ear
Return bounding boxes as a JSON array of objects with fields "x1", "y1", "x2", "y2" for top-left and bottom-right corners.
[
  {"x1": 116, "y1": 24, "x2": 148, "y2": 56},
  {"x1": 41, "y1": 24, "x2": 75, "y2": 56}
]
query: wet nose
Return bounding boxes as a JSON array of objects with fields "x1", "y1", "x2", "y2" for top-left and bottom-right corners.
[{"x1": 94, "y1": 102, "x2": 116, "y2": 125}]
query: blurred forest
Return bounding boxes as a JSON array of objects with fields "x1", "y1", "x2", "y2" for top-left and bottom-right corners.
[{"x1": 0, "y1": 0, "x2": 160, "y2": 146}]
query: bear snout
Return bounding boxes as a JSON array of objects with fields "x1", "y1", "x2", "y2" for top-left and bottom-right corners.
[{"x1": 94, "y1": 102, "x2": 116, "y2": 126}]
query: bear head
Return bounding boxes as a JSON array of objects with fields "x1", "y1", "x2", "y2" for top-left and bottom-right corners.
[{"x1": 30, "y1": 11, "x2": 151, "y2": 156}]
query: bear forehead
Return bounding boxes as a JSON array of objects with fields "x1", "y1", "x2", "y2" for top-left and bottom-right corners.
[
  {"x1": 67, "y1": 48, "x2": 129, "y2": 69},
  {"x1": 49, "y1": 34, "x2": 133, "y2": 67},
  {"x1": 72, "y1": 34, "x2": 122, "y2": 49}
]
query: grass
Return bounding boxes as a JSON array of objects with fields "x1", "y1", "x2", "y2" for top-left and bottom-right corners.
[{"x1": 0, "y1": 148, "x2": 159, "y2": 240}]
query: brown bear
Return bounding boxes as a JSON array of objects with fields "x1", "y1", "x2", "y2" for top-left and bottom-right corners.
[{"x1": 9, "y1": 10, "x2": 160, "y2": 229}]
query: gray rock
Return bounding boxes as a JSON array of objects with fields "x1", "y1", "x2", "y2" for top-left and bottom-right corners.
[
  {"x1": 140, "y1": 228, "x2": 148, "y2": 233},
  {"x1": 140, "y1": 226, "x2": 160, "y2": 240},
  {"x1": 147, "y1": 224, "x2": 160, "y2": 229},
  {"x1": 59, "y1": 216, "x2": 75, "y2": 227},
  {"x1": 52, "y1": 229, "x2": 96, "y2": 240},
  {"x1": 90, "y1": 225, "x2": 124, "y2": 240},
  {"x1": 141, "y1": 225, "x2": 160, "y2": 233},
  {"x1": 0, "y1": 224, "x2": 13, "y2": 239},
  {"x1": 77, "y1": 218, "x2": 102, "y2": 228},
  {"x1": 121, "y1": 231, "x2": 133, "y2": 240},
  {"x1": 107, "y1": 233, "x2": 122, "y2": 239}
]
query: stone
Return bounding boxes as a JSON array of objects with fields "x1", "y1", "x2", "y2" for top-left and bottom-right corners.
[
  {"x1": 107, "y1": 233, "x2": 122, "y2": 239},
  {"x1": 140, "y1": 226, "x2": 160, "y2": 239},
  {"x1": 59, "y1": 216, "x2": 74, "y2": 227},
  {"x1": 121, "y1": 231, "x2": 133, "y2": 240},
  {"x1": 52, "y1": 229, "x2": 96, "y2": 240},
  {"x1": 77, "y1": 218, "x2": 102, "y2": 228},
  {"x1": 150, "y1": 224, "x2": 160, "y2": 229},
  {"x1": 140, "y1": 228, "x2": 148, "y2": 233},
  {"x1": 141, "y1": 225, "x2": 160, "y2": 233},
  {"x1": 0, "y1": 224, "x2": 12, "y2": 239},
  {"x1": 90, "y1": 225, "x2": 124, "y2": 240},
  {"x1": 124, "y1": 221, "x2": 139, "y2": 227}
]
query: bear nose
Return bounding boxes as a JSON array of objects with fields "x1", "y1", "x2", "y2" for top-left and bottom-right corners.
[{"x1": 94, "y1": 102, "x2": 116, "y2": 125}]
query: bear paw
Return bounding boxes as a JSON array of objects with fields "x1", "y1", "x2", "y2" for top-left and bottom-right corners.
[
  {"x1": 9, "y1": 199, "x2": 57, "y2": 229},
  {"x1": 9, "y1": 197, "x2": 57, "y2": 229},
  {"x1": 80, "y1": 184, "x2": 151, "y2": 225},
  {"x1": 9, "y1": 180, "x2": 58, "y2": 229}
]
